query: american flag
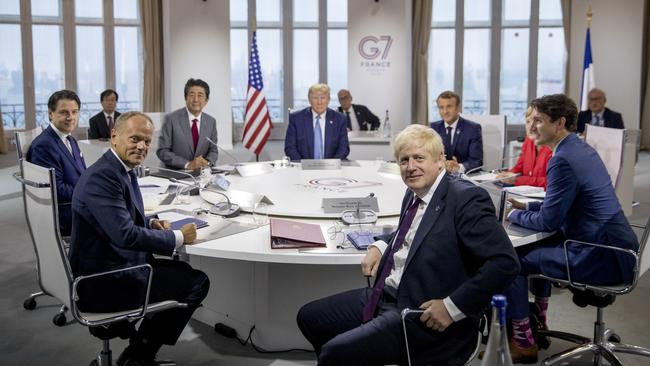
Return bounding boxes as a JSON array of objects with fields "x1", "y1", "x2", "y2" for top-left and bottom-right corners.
[{"x1": 243, "y1": 31, "x2": 273, "y2": 156}]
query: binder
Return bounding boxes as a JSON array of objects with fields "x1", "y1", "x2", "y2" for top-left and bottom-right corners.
[{"x1": 270, "y1": 218, "x2": 326, "y2": 249}]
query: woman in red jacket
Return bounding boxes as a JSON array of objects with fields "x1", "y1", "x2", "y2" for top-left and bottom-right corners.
[{"x1": 498, "y1": 107, "x2": 552, "y2": 189}]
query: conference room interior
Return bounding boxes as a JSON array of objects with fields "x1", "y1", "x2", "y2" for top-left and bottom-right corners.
[{"x1": 2, "y1": 0, "x2": 650, "y2": 365}]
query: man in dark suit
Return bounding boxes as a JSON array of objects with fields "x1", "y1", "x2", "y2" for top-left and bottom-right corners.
[
  {"x1": 26, "y1": 90, "x2": 86, "y2": 236},
  {"x1": 69, "y1": 112, "x2": 210, "y2": 366},
  {"x1": 577, "y1": 88, "x2": 624, "y2": 134},
  {"x1": 505, "y1": 94, "x2": 638, "y2": 363},
  {"x1": 430, "y1": 90, "x2": 483, "y2": 174},
  {"x1": 336, "y1": 89, "x2": 380, "y2": 131},
  {"x1": 284, "y1": 83, "x2": 349, "y2": 161},
  {"x1": 88, "y1": 89, "x2": 121, "y2": 139},
  {"x1": 297, "y1": 124, "x2": 519, "y2": 365},
  {"x1": 157, "y1": 78, "x2": 219, "y2": 170}
]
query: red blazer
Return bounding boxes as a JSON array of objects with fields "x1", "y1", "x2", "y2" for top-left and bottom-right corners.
[{"x1": 509, "y1": 137, "x2": 552, "y2": 189}]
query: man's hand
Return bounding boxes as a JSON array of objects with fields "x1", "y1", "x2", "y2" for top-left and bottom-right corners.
[
  {"x1": 151, "y1": 219, "x2": 171, "y2": 230},
  {"x1": 496, "y1": 171, "x2": 517, "y2": 185},
  {"x1": 507, "y1": 198, "x2": 526, "y2": 210},
  {"x1": 361, "y1": 246, "x2": 382, "y2": 277},
  {"x1": 180, "y1": 223, "x2": 197, "y2": 244},
  {"x1": 187, "y1": 156, "x2": 210, "y2": 170},
  {"x1": 419, "y1": 299, "x2": 453, "y2": 332},
  {"x1": 445, "y1": 157, "x2": 460, "y2": 173}
]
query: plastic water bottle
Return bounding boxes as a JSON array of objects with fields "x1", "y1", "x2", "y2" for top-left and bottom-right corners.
[
  {"x1": 382, "y1": 110, "x2": 391, "y2": 138},
  {"x1": 480, "y1": 295, "x2": 514, "y2": 366}
]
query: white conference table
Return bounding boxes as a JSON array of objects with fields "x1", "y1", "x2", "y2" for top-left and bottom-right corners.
[{"x1": 140, "y1": 160, "x2": 551, "y2": 349}]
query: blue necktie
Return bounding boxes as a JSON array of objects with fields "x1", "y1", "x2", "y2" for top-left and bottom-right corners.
[
  {"x1": 128, "y1": 170, "x2": 144, "y2": 215},
  {"x1": 314, "y1": 115, "x2": 323, "y2": 160},
  {"x1": 67, "y1": 135, "x2": 86, "y2": 171}
]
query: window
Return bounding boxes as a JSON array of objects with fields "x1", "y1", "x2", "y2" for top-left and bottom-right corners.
[
  {"x1": 229, "y1": 0, "x2": 348, "y2": 140},
  {"x1": 428, "y1": 0, "x2": 567, "y2": 123},
  {"x1": 0, "y1": 0, "x2": 143, "y2": 130}
]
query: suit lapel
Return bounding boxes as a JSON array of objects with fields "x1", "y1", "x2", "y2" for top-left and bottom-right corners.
[
  {"x1": 305, "y1": 108, "x2": 315, "y2": 158},
  {"x1": 99, "y1": 114, "x2": 110, "y2": 137},
  {"x1": 404, "y1": 175, "x2": 449, "y2": 269},
  {"x1": 48, "y1": 127, "x2": 81, "y2": 173},
  {"x1": 180, "y1": 109, "x2": 195, "y2": 153},
  {"x1": 323, "y1": 109, "x2": 334, "y2": 156}
]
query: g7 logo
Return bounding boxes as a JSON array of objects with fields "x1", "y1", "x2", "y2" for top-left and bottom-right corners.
[{"x1": 358, "y1": 36, "x2": 393, "y2": 60}]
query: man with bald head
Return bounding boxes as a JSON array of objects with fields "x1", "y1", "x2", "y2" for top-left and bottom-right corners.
[
  {"x1": 70, "y1": 112, "x2": 210, "y2": 366},
  {"x1": 577, "y1": 88, "x2": 624, "y2": 134}
]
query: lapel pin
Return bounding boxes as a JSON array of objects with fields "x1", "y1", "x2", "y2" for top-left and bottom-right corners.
[{"x1": 435, "y1": 205, "x2": 441, "y2": 212}]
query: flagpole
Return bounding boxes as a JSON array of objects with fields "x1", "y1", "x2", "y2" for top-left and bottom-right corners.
[
  {"x1": 252, "y1": 16, "x2": 260, "y2": 163},
  {"x1": 580, "y1": 6, "x2": 595, "y2": 111}
]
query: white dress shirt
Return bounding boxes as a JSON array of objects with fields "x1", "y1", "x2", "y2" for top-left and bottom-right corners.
[
  {"x1": 49, "y1": 123, "x2": 73, "y2": 154},
  {"x1": 187, "y1": 108, "x2": 202, "y2": 133},
  {"x1": 342, "y1": 106, "x2": 360, "y2": 131}
]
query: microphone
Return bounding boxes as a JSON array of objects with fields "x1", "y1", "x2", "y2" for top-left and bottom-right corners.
[
  {"x1": 170, "y1": 178, "x2": 240, "y2": 218},
  {"x1": 355, "y1": 193, "x2": 375, "y2": 220},
  {"x1": 206, "y1": 137, "x2": 241, "y2": 167},
  {"x1": 341, "y1": 193, "x2": 378, "y2": 225},
  {"x1": 148, "y1": 165, "x2": 200, "y2": 195}
]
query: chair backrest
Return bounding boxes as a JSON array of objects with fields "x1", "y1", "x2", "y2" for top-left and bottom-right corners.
[
  {"x1": 19, "y1": 159, "x2": 72, "y2": 309},
  {"x1": 15, "y1": 126, "x2": 44, "y2": 160},
  {"x1": 461, "y1": 114, "x2": 506, "y2": 171},
  {"x1": 636, "y1": 216, "x2": 650, "y2": 279},
  {"x1": 145, "y1": 112, "x2": 164, "y2": 131}
]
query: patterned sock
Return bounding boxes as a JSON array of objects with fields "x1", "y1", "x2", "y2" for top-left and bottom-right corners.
[
  {"x1": 512, "y1": 317, "x2": 536, "y2": 348},
  {"x1": 535, "y1": 296, "x2": 549, "y2": 327}
]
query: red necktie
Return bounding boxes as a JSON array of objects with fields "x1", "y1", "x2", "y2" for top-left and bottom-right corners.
[
  {"x1": 191, "y1": 118, "x2": 199, "y2": 150},
  {"x1": 362, "y1": 196, "x2": 422, "y2": 322}
]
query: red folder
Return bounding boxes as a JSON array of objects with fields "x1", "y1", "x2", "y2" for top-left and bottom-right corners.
[{"x1": 270, "y1": 218, "x2": 326, "y2": 249}]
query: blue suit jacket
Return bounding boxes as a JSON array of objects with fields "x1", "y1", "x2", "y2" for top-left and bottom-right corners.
[
  {"x1": 374, "y1": 174, "x2": 519, "y2": 362},
  {"x1": 26, "y1": 126, "x2": 86, "y2": 236},
  {"x1": 69, "y1": 150, "x2": 175, "y2": 302},
  {"x1": 510, "y1": 133, "x2": 638, "y2": 282},
  {"x1": 284, "y1": 107, "x2": 350, "y2": 161},
  {"x1": 431, "y1": 117, "x2": 483, "y2": 172},
  {"x1": 577, "y1": 107, "x2": 624, "y2": 134}
]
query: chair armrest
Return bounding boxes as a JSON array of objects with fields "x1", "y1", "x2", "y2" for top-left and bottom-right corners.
[
  {"x1": 13, "y1": 171, "x2": 50, "y2": 188},
  {"x1": 563, "y1": 239, "x2": 639, "y2": 294},
  {"x1": 71, "y1": 264, "x2": 154, "y2": 326}
]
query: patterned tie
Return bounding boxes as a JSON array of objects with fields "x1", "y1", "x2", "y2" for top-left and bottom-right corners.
[
  {"x1": 345, "y1": 111, "x2": 352, "y2": 130},
  {"x1": 313, "y1": 115, "x2": 323, "y2": 160},
  {"x1": 591, "y1": 113, "x2": 602, "y2": 127},
  {"x1": 362, "y1": 197, "x2": 423, "y2": 322},
  {"x1": 191, "y1": 118, "x2": 199, "y2": 150},
  {"x1": 128, "y1": 170, "x2": 144, "y2": 215},
  {"x1": 107, "y1": 115, "x2": 114, "y2": 131},
  {"x1": 444, "y1": 126, "x2": 453, "y2": 160},
  {"x1": 66, "y1": 135, "x2": 86, "y2": 171}
]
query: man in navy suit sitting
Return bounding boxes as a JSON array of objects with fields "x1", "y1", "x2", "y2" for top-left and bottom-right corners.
[
  {"x1": 297, "y1": 124, "x2": 519, "y2": 365},
  {"x1": 430, "y1": 91, "x2": 483, "y2": 174},
  {"x1": 284, "y1": 83, "x2": 349, "y2": 161},
  {"x1": 26, "y1": 90, "x2": 87, "y2": 236},
  {"x1": 337, "y1": 89, "x2": 380, "y2": 131},
  {"x1": 576, "y1": 88, "x2": 625, "y2": 134},
  {"x1": 505, "y1": 94, "x2": 638, "y2": 363}
]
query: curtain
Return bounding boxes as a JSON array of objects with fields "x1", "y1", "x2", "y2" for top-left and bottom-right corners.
[
  {"x1": 140, "y1": 0, "x2": 165, "y2": 112},
  {"x1": 411, "y1": 0, "x2": 433, "y2": 125},
  {"x1": 560, "y1": 0, "x2": 571, "y2": 95},
  {"x1": 640, "y1": 0, "x2": 650, "y2": 150}
]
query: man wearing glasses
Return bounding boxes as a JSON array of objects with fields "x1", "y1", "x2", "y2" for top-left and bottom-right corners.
[
  {"x1": 576, "y1": 88, "x2": 624, "y2": 134},
  {"x1": 284, "y1": 83, "x2": 350, "y2": 161}
]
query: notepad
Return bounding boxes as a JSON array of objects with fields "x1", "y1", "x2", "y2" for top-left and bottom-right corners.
[
  {"x1": 170, "y1": 217, "x2": 209, "y2": 230},
  {"x1": 346, "y1": 231, "x2": 376, "y2": 250}
]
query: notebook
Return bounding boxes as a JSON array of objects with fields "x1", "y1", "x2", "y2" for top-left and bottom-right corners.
[
  {"x1": 346, "y1": 231, "x2": 376, "y2": 250},
  {"x1": 170, "y1": 217, "x2": 209, "y2": 230},
  {"x1": 269, "y1": 218, "x2": 326, "y2": 249}
]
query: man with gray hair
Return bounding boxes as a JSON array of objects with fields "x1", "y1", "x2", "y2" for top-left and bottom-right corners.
[{"x1": 576, "y1": 88, "x2": 624, "y2": 134}]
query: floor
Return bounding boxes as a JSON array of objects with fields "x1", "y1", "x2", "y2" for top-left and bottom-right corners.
[{"x1": 1, "y1": 143, "x2": 649, "y2": 366}]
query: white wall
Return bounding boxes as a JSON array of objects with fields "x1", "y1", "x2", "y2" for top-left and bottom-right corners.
[
  {"x1": 348, "y1": 0, "x2": 412, "y2": 134},
  {"x1": 569, "y1": 0, "x2": 645, "y2": 130},
  {"x1": 162, "y1": 0, "x2": 233, "y2": 148}
]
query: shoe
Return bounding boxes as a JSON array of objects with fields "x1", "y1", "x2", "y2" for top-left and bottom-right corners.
[
  {"x1": 116, "y1": 347, "x2": 176, "y2": 366},
  {"x1": 509, "y1": 339, "x2": 538, "y2": 364}
]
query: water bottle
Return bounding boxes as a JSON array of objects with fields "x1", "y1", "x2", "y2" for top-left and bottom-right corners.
[
  {"x1": 480, "y1": 295, "x2": 514, "y2": 366},
  {"x1": 382, "y1": 110, "x2": 391, "y2": 138}
]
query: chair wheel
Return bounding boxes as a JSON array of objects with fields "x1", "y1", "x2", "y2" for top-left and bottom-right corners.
[
  {"x1": 608, "y1": 333, "x2": 621, "y2": 343},
  {"x1": 53, "y1": 313, "x2": 66, "y2": 326},
  {"x1": 23, "y1": 297, "x2": 37, "y2": 310}
]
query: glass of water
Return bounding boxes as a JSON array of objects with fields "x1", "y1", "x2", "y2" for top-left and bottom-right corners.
[{"x1": 253, "y1": 201, "x2": 269, "y2": 225}]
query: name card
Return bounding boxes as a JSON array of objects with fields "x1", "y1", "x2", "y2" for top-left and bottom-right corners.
[
  {"x1": 377, "y1": 161, "x2": 400, "y2": 175},
  {"x1": 235, "y1": 163, "x2": 273, "y2": 177},
  {"x1": 322, "y1": 196, "x2": 379, "y2": 214},
  {"x1": 301, "y1": 159, "x2": 342, "y2": 170}
]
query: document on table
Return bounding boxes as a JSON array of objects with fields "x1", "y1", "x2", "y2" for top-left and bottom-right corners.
[{"x1": 504, "y1": 185, "x2": 546, "y2": 199}]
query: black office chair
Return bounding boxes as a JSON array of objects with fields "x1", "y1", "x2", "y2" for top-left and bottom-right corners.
[
  {"x1": 531, "y1": 217, "x2": 650, "y2": 366},
  {"x1": 18, "y1": 159, "x2": 187, "y2": 366}
]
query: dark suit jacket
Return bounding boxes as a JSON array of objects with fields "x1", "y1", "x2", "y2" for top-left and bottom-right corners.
[
  {"x1": 577, "y1": 107, "x2": 624, "y2": 133},
  {"x1": 26, "y1": 126, "x2": 86, "y2": 236},
  {"x1": 431, "y1": 117, "x2": 483, "y2": 172},
  {"x1": 69, "y1": 151, "x2": 176, "y2": 308},
  {"x1": 157, "y1": 108, "x2": 219, "y2": 169},
  {"x1": 510, "y1": 133, "x2": 638, "y2": 283},
  {"x1": 88, "y1": 111, "x2": 121, "y2": 139},
  {"x1": 337, "y1": 104, "x2": 380, "y2": 131},
  {"x1": 375, "y1": 174, "x2": 520, "y2": 362},
  {"x1": 284, "y1": 107, "x2": 350, "y2": 161}
]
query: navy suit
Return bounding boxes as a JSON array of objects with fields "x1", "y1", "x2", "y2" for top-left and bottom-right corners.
[
  {"x1": 577, "y1": 107, "x2": 624, "y2": 134},
  {"x1": 337, "y1": 104, "x2": 380, "y2": 131},
  {"x1": 69, "y1": 150, "x2": 209, "y2": 348},
  {"x1": 284, "y1": 107, "x2": 350, "y2": 161},
  {"x1": 431, "y1": 117, "x2": 483, "y2": 172},
  {"x1": 26, "y1": 126, "x2": 86, "y2": 236},
  {"x1": 506, "y1": 133, "x2": 638, "y2": 318},
  {"x1": 88, "y1": 111, "x2": 121, "y2": 139},
  {"x1": 297, "y1": 174, "x2": 520, "y2": 365}
]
